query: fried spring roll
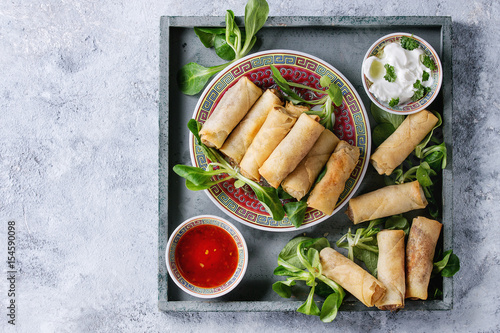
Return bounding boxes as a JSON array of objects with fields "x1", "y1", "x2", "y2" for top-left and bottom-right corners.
[
  {"x1": 284, "y1": 101, "x2": 310, "y2": 116},
  {"x1": 346, "y1": 180, "x2": 428, "y2": 224},
  {"x1": 375, "y1": 230, "x2": 406, "y2": 311},
  {"x1": 281, "y1": 130, "x2": 340, "y2": 201},
  {"x1": 371, "y1": 110, "x2": 439, "y2": 175},
  {"x1": 320, "y1": 247, "x2": 386, "y2": 307},
  {"x1": 307, "y1": 141, "x2": 360, "y2": 215},
  {"x1": 406, "y1": 217, "x2": 442, "y2": 300},
  {"x1": 239, "y1": 106, "x2": 299, "y2": 181},
  {"x1": 259, "y1": 114, "x2": 324, "y2": 188},
  {"x1": 200, "y1": 76, "x2": 262, "y2": 148},
  {"x1": 219, "y1": 89, "x2": 283, "y2": 164}
]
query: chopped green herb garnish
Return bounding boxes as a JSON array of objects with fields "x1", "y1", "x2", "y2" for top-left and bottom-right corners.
[
  {"x1": 422, "y1": 71, "x2": 430, "y2": 81},
  {"x1": 412, "y1": 80, "x2": 431, "y2": 101},
  {"x1": 400, "y1": 36, "x2": 420, "y2": 50},
  {"x1": 384, "y1": 64, "x2": 397, "y2": 82},
  {"x1": 389, "y1": 97, "x2": 399, "y2": 107},
  {"x1": 421, "y1": 55, "x2": 437, "y2": 70}
]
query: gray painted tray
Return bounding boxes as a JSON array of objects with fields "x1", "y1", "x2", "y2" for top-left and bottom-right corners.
[{"x1": 159, "y1": 16, "x2": 453, "y2": 312}]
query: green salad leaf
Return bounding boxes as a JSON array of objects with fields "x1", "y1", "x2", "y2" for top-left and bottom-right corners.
[
  {"x1": 283, "y1": 201, "x2": 308, "y2": 228},
  {"x1": 336, "y1": 219, "x2": 381, "y2": 276},
  {"x1": 194, "y1": 27, "x2": 227, "y2": 48},
  {"x1": 372, "y1": 123, "x2": 396, "y2": 147},
  {"x1": 370, "y1": 103, "x2": 405, "y2": 129},
  {"x1": 414, "y1": 111, "x2": 443, "y2": 158},
  {"x1": 178, "y1": 0, "x2": 269, "y2": 95},
  {"x1": 384, "y1": 215, "x2": 410, "y2": 235},
  {"x1": 273, "y1": 237, "x2": 344, "y2": 322},
  {"x1": 270, "y1": 64, "x2": 343, "y2": 130},
  {"x1": 433, "y1": 250, "x2": 460, "y2": 277}
]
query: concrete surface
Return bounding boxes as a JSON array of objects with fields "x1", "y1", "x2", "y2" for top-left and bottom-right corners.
[{"x1": 1, "y1": 0, "x2": 499, "y2": 332}]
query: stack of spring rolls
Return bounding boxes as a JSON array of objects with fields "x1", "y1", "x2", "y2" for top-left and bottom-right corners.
[
  {"x1": 199, "y1": 76, "x2": 361, "y2": 216},
  {"x1": 317, "y1": 109, "x2": 443, "y2": 310},
  {"x1": 319, "y1": 216, "x2": 442, "y2": 310}
]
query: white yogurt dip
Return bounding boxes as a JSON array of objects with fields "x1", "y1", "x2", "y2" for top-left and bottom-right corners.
[{"x1": 363, "y1": 42, "x2": 433, "y2": 105}]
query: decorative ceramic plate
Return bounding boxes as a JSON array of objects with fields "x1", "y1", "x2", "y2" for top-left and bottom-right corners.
[
  {"x1": 361, "y1": 33, "x2": 443, "y2": 115},
  {"x1": 190, "y1": 50, "x2": 370, "y2": 232},
  {"x1": 166, "y1": 215, "x2": 248, "y2": 298}
]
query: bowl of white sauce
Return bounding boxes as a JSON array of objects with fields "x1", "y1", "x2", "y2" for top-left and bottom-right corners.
[{"x1": 361, "y1": 33, "x2": 443, "y2": 115}]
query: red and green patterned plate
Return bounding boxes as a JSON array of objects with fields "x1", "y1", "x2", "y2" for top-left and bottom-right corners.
[{"x1": 190, "y1": 50, "x2": 371, "y2": 232}]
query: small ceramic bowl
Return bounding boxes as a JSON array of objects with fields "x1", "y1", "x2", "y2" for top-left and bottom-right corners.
[
  {"x1": 166, "y1": 215, "x2": 248, "y2": 298},
  {"x1": 361, "y1": 32, "x2": 443, "y2": 115}
]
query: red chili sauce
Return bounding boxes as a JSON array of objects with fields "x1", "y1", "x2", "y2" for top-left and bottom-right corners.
[{"x1": 175, "y1": 224, "x2": 238, "y2": 288}]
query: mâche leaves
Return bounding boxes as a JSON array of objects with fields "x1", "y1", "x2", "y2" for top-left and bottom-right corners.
[
  {"x1": 384, "y1": 215, "x2": 410, "y2": 235},
  {"x1": 178, "y1": 62, "x2": 230, "y2": 96},
  {"x1": 336, "y1": 219, "x2": 381, "y2": 275},
  {"x1": 270, "y1": 65, "x2": 344, "y2": 130},
  {"x1": 414, "y1": 111, "x2": 443, "y2": 158},
  {"x1": 373, "y1": 123, "x2": 396, "y2": 147},
  {"x1": 370, "y1": 103, "x2": 404, "y2": 129},
  {"x1": 194, "y1": 27, "x2": 227, "y2": 48},
  {"x1": 214, "y1": 34, "x2": 236, "y2": 61},
  {"x1": 284, "y1": 201, "x2": 308, "y2": 228},
  {"x1": 178, "y1": 0, "x2": 270, "y2": 95},
  {"x1": 423, "y1": 143, "x2": 447, "y2": 171},
  {"x1": 273, "y1": 237, "x2": 344, "y2": 322},
  {"x1": 433, "y1": 250, "x2": 460, "y2": 277}
]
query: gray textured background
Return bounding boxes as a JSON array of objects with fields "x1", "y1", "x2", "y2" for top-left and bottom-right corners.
[{"x1": 1, "y1": 0, "x2": 499, "y2": 332}]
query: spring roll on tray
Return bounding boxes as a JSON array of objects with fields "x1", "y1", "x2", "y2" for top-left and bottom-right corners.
[
  {"x1": 259, "y1": 113, "x2": 324, "y2": 188},
  {"x1": 346, "y1": 180, "x2": 428, "y2": 224},
  {"x1": 406, "y1": 216, "x2": 442, "y2": 300},
  {"x1": 199, "y1": 76, "x2": 262, "y2": 149},
  {"x1": 239, "y1": 106, "x2": 300, "y2": 181},
  {"x1": 371, "y1": 110, "x2": 439, "y2": 176},
  {"x1": 307, "y1": 141, "x2": 360, "y2": 215},
  {"x1": 375, "y1": 230, "x2": 406, "y2": 311},
  {"x1": 219, "y1": 89, "x2": 283, "y2": 164},
  {"x1": 320, "y1": 247, "x2": 386, "y2": 307},
  {"x1": 281, "y1": 129, "x2": 340, "y2": 201}
]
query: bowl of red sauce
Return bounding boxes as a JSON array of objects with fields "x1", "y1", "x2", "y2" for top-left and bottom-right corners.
[{"x1": 166, "y1": 215, "x2": 248, "y2": 298}]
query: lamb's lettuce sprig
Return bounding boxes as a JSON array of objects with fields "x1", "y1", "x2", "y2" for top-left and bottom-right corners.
[
  {"x1": 273, "y1": 237, "x2": 344, "y2": 322},
  {"x1": 336, "y1": 219, "x2": 381, "y2": 276},
  {"x1": 336, "y1": 216, "x2": 410, "y2": 276},
  {"x1": 178, "y1": 0, "x2": 269, "y2": 95},
  {"x1": 270, "y1": 65, "x2": 343, "y2": 130},
  {"x1": 433, "y1": 249, "x2": 460, "y2": 277},
  {"x1": 173, "y1": 119, "x2": 285, "y2": 221}
]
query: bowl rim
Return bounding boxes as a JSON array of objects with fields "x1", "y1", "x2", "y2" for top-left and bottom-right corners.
[
  {"x1": 188, "y1": 49, "x2": 371, "y2": 232},
  {"x1": 165, "y1": 214, "x2": 248, "y2": 299},
  {"x1": 361, "y1": 32, "x2": 443, "y2": 115}
]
